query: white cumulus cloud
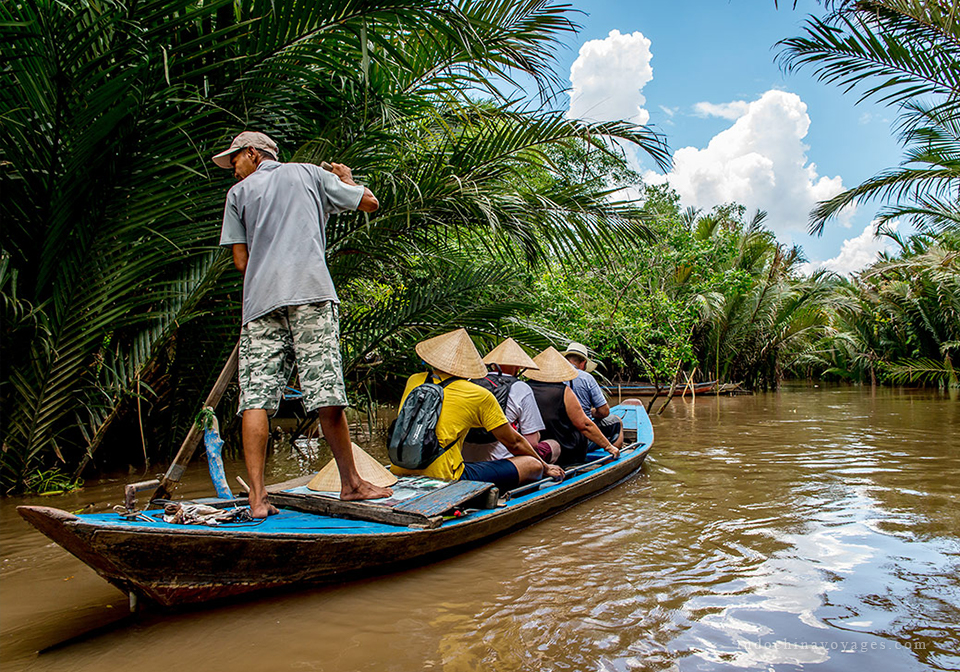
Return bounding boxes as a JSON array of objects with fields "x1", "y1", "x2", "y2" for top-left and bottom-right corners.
[
  {"x1": 568, "y1": 29, "x2": 653, "y2": 126},
  {"x1": 801, "y1": 221, "x2": 898, "y2": 276},
  {"x1": 659, "y1": 105, "x2": 679, "y2": 118},
  {"x1": 692, "y1": 100, "x2": 750, "y2": 120},
  {"x1": 646, "y1": 90, "x2": 852, "y2": 236}
]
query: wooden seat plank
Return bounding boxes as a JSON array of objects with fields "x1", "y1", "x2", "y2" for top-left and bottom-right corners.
[
  {"x1": 394, "y1": 480, "x2": 492, "y2": 517},
  {"x1": 269, "y1": 492, "x2": 442, "y2": 529}
]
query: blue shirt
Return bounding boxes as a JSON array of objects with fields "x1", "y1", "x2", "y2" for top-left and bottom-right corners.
[
  {"x1": 219, "y1": 161, "x2": 364, "y2": 324},
  {"x1": 567, "y1": 369, "x2": 608, "y2": 419}
]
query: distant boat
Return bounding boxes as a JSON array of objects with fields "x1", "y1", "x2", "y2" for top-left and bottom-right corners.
[
  {"x1": 602, "y1": 380, "x2": 718, "y2": 396},
  {"x1": 18, "y1": 406, "x2": 654, "y2": 609},
  {"x1": 601, "y1": 381, "x2": 748, "y2": 397}
]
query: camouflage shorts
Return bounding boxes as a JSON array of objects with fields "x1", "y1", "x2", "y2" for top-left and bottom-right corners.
[{"x1": 238, "y1": 302, "x2": 348, "y2": 414}]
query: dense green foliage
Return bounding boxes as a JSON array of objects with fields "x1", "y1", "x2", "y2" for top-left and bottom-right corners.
[
  {"x1": 799, "y1": 231, "x2": 959, "y2": 387},
  {"x1": 0, "y1": 0, "x2": 667, "y2": 492},
  {"x1": 528, "y1": 185, "x2": 834, "y2": 390},
  {"x1": 1, "y1": 0, "x2": 955, "y2": 493}
]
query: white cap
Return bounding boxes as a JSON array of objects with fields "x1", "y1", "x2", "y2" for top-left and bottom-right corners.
[
  {"x1": 561, "y1": 342, "x2": 598, "y2": 373},
  {"x1": 212, "y1": 131, "x2": 279, "y2": 169}
]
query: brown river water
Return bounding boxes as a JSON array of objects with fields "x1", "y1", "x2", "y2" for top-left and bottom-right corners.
[{"x1": 1, "y1": 385, "x2": 958, "y2": 671}]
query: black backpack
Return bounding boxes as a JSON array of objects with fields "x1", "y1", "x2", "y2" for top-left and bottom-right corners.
[
  {"x1": 388, "y1": 374, "x2": 459, "y2": 470},
  {"x1": 465, "y1": 373, "x2": 518, "y2": 444}
]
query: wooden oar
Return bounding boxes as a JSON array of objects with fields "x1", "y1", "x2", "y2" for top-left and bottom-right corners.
[
  {"x1": 146, "y1": 340, "x2": 240, "y2": 502},
  {"x1": 503, "y1": 441, "x2": 645, "y2": 501}
]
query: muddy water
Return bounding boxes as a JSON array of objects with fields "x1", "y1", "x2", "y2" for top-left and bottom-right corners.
[{"x1": 1, "y1": 386, "x2": 958, "y2": 671}]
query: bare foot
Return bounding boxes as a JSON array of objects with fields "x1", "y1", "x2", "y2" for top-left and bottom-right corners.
[
  {"x1": 340, "y1": 479, "x2": 393, "y2": 501},
  {"x1": 249, "y1": 501, "x2": 280, "y2": 518}
]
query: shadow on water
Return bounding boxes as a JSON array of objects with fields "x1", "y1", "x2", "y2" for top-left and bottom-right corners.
[{"x1": 1, "y1": 385, "x2": 958, "y2": 671}]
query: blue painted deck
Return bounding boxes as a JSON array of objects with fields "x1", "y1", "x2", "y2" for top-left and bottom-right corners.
[
  {"x1": 610, "y1": 402, "x2": 652, "y2": 433},
  {"x1": 76, "y1": 442, "x2": 651, "y2": 537}
]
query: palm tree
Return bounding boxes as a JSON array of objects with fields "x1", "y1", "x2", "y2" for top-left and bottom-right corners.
[
  {"x1": 778, "y1": 0, "x2": 960, "y2": 234},
  {"x1": 0, "y1": 0, "x2": 472, "y2": 489},
  {"x1": 863, "y1": 233, "x2": 960, "y2": 386},
  {"x1": 681, "y1": 209, "x2": 835, "y2": 390},
  {"x1": 797, "y1": 229, "x2": 959, "y2": 387},
  {"x1": 807, "y1": 100, "x2": 960, "y2": 233},
  {"x1": 0, "y1": 0, "x2": 668, "y2": 491}
]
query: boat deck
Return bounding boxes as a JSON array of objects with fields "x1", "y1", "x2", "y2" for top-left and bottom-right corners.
[
  {"x1": 17, "y1": 407, "x2": 653, "y2": 606},
  {"x1": 74, "y1": 446, "x2": 634, "y2": 536}
]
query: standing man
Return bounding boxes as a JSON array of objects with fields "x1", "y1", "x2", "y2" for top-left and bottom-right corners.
[
  {"x1": 561, "y1": 342, "x2": 623, "y2": 451},
  {"x1": 213, "y1": 131, "x2": 392, "y2": 516}
]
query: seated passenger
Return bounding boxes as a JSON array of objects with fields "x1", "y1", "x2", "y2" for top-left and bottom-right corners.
[
  {"x1": 391, "y1": 329, "x2": 564, "y2": 492},
  {"x1": 561, "y1": 342, "x2": 624, "y2": 450},
  {"x1": 461, "y1": 337, "x2": 559, "y2": 465},
  {"x1": 525, "y1": 347, "x2": 621, "y2": 466}
]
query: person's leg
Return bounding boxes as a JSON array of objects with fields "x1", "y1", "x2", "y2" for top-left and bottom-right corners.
[
  {"x1": 242, "y1": 409, "x2": 279, "y2": 517},
  {"x1": 292, "y1": 302, "x2": 391, "y2": 501},
  {"x1": 316, "y1": 405, "x2": 392, "y2": 501},
  {"x1": 604, "y1": 416, "x2": 624, "y2": 448},
  {"x1": 461, "y1": 459, "x2": 523, "y2": 491},
  {"x1": 508, "y1": 455, "x2": 543, "y2": 484},
  {"x1": 238, "y1": 310, "x2": 294, "y2": 517},
  {"x1": 537, "y1": 439, "x2": 561, "y2": 464},
  {"x1": 587, "y1": 416, "x2": 623, "y2": 451}
]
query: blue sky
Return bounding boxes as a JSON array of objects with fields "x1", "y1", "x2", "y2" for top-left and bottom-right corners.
[{"x1": 542, "y1": 0, "x2": 906, "y2": 273}]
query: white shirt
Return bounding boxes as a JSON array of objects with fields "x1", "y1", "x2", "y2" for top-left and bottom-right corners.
[{"x1": 461, "y1": 380, "x2": 545, "y2": 461}]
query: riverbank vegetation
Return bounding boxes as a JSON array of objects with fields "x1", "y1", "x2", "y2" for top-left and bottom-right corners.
[
  {"x1": 777, "y1": 0, "x2": 959, "y2": 386},
  {"x1": 0, "y1": 0, "x2": 667, "y2": 492},
  {"x1": 1, "y1": 0, "x2": 957, "y2": 492}
]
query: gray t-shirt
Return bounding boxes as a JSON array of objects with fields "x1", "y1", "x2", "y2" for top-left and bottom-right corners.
[
  {"x1": 219, "y1": 160, "x2": 364, "y2": 324},
  {"x1": 567, "y1": 369, "x2": 608, "y2": 419}
]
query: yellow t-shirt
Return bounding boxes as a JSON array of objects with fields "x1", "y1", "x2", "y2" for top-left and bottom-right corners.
[{"x1": 391, "y1": 372, "x2": 509, "y2": 481}]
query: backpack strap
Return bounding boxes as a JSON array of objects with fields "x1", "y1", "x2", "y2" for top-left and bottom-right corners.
[
  {"x1": 436, "y1": 375, "x2": 460, "y2": 389},
  {"x1": 436, "y1": 375, "x2": 461, "y2": 452}
]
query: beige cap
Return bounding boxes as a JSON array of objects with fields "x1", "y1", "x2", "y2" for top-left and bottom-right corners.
[
  {"x1": 524, "y1": 346, "x2": 579, "y2": 383},
  {"x1": 212, "y1": 131, "x2": 279, "y2": 169},
  {"x1": 482, "y1": 337, "x2": 539, "y2": 370},
  {"x1": 561, "y1": 341, "x2": 598, "y2": 373},
  {"x1": 307, "y1": 443, "x2": 398, "y2": 492},
  {"x1": 415, "y1": 328, "x2": 488, "y2": 379}
]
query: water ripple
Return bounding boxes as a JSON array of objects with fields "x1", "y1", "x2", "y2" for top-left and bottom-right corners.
[{"x1": 2, "y1": 387, "x2": 958, "y2": 672}]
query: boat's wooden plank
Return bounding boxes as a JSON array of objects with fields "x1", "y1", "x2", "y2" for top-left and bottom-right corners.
[
  {"x1": 393, "y1": 480, "x2": 492, "y2": 517},
  {"x1": 269, "y1": 492, "x2": 442, "y2": 529},
  {"x1": 266, "y1": 474, "x2": 313, "y2": 493}
]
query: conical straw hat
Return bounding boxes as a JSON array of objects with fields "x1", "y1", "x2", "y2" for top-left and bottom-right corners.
[
  {"x1": 307, "y1": 443, "x2": 398, "y2": 492},
  {"x1": 415, "y1": 328, "x2": 488, "y2": 379},
  {"x1": 523, "y1": 346, "x2": 579, "y2": 383},
  {"x1": 482, "y1": 337, "x2": 539, "y2": 370}
]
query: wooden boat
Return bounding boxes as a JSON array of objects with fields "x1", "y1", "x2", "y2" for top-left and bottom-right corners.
[
  {"x1": 17, "y1": 405, "x2": 653, "y2": 609},
  {"x1": 601, "y1": 380, "x2": 720, "y2": 396},
  {"x1": 602, "y1": 381, "x2": 750, "y2": 398}
]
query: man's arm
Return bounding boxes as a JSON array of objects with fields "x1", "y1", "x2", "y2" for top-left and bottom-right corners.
[
  {"x1": 232, "y1": 243, "x2": 248, "y2": 276},
  {"x1": 564, "y1": 388, "x2": 619, "y2": 457},
  {"x1": 490, "y1": 424, "x2": 564, "y2": 480},
  {"x1": 328, "y1": 162, "x2": 378, "y2": 212},
  {"x1": 357, "y1": 186, "x2": 379, "y2": 212},
  {"x1": 587, "y1": 376, "x2": 610, "y2": 419}
]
